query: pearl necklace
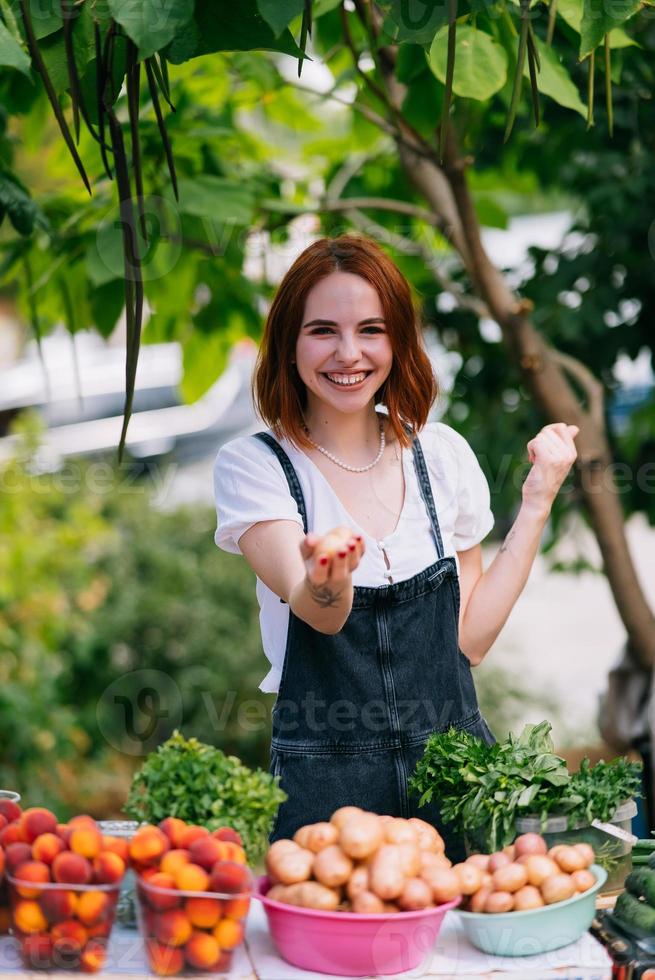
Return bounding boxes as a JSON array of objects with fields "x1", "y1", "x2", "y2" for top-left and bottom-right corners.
[{"x1": 303, "y1": 417, "x2": 386, "y2": 473}]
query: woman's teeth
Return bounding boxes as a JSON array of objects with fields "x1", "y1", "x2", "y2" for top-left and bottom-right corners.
[{"x1": 325, "y1": 372, "x2": 368, "y2": 386}]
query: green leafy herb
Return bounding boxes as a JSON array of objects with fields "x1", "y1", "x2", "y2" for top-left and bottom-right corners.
[
  {"x1": 408, "y1": 721, "x2": 641, "y2": 852},
  {"x1": 124, "y1": 731, "x2": 287, "y2": 863}
]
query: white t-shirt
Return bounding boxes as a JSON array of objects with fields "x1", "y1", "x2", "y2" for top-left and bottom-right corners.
[{"x1": 213, "y1": 422, "x2": 494, "y2": 693}]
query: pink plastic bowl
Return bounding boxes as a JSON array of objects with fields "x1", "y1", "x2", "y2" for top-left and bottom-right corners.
[{"x1": 255, "y1": 876, "x2": 460, "y2": 977}]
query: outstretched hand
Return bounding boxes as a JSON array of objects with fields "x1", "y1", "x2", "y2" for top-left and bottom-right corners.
[{"x1": 300, "y1": 526, "x2": 365, "y2": 589}]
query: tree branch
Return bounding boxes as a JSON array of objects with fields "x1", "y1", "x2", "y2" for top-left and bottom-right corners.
[{"x1": 548, "y1": 347, "x2": 606, "y2": 433}]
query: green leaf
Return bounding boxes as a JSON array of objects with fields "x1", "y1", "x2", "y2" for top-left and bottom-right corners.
[
  {"x1": 580, "y1": 0, "x2": 641, "y2": 58},
  {"x1": 0, "y1": 20, "x2": 30, "y2": 75},
  {"x1": 0, "y1": 172, "x2": 39, "y2": 235},
  {"x1": 556, "y1": 0, "x2": 640, "y2": 47},
  {"x1": 107, "y1": 0, "x2": 195, "y2": 61},
  {"x1": 27, "y1": 1, "x2": 62, "y2": 40},
  {"x1": 166, "y1": 0, "x2": 304, "y2": 63},
  {"x1": 177, "y1": 176, "x2": 255, "y2": 224},
  {"x1": 522, "y1": 35, "x2": 586, "y2": 117},
  {"x1": 428, "y1": 25, "x2": 508, "y2": 100},
  {"x1": 89, "y1": 280, "x2": 124, "y2": 338},
  {"x1": 388, "y1": 0, "x2": 449, "y2": 43},
  {"x1": 257, "y1": 0, "x2": 304, "y2": 36}
]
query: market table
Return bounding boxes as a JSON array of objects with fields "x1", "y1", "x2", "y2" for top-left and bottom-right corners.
[{"x1": 0, "y1": 900, "x2": 613, "y2": 980}]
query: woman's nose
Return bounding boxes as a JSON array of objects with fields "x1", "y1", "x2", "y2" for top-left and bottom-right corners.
[{"x1": 336, "y1": 333, "x2": 361, "y2": 363}]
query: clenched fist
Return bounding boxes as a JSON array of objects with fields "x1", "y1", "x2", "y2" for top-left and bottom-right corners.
[{"x1": 522, "y1": 422, "x2": 579, "y2": 513}]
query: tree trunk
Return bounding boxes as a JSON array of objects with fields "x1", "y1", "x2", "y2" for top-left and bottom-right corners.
[{"x1": 380, "y1": 67, "x2": 655, "y2": 670}]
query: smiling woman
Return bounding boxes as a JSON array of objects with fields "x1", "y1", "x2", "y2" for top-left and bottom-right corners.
[{"x1": 212, "y1": 235, "x2": 578, "y2": 862}]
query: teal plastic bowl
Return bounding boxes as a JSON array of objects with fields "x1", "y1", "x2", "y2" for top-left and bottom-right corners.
[{"x1": 456, "y1": 864, "x2": 607, "y2": 957}]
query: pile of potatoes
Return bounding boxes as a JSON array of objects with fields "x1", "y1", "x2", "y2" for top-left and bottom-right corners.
[
  {"x1": 265, "y1": 806, "x2": 466, "y2": 914},
  {"x1": 458, "y1": 833, "x2": 598, "y2": 914}
]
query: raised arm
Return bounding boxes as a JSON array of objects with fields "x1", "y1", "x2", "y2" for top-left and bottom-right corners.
[
  {"x1": 457, "y1": 422, "x2": 579, "y2": 665},
  {"x1": 239, "y1": 521, "x2": 365, "y2": 635}
]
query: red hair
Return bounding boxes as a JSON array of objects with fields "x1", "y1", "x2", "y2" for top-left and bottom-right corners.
[{"x1": 252, "y1": 235, "x2": 438, "y2": 449}]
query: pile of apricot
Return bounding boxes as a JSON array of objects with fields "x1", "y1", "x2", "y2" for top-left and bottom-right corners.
[
  {"x1": 2, "y1": 806, "x2": 127, "y2": 971},
  {"x1": 131, "y1": 819, "x2": 253, "y2": 976}
]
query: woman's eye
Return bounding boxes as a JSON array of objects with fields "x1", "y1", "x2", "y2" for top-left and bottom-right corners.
[
  {"x1": 311, "y1": 327, "x2": 334, "y2": 334},
  {"x1": 362, "y1": 326, "x2": 384, "y2": 333}
]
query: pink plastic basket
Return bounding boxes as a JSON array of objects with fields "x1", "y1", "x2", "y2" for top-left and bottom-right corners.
[{"x1": 255, "y1": 876, "x2": 459, "y2": 977}]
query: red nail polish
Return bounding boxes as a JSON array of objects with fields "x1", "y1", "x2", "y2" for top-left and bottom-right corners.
[
  {"x1": 348, "y1": 544, "x2": 356, "y2": 552},
  {"x1": 319, "y1": 556, "x2": 328, "y2": 566},
  {"x1": 337, "y1": 550, "x2": 347, "y2": 558},
  {"x1": 355, "y1": 535, "x2": 363, "y2": 541}
]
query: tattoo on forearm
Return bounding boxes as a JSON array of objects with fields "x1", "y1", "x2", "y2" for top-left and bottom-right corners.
[
  {"x1": 499, "y1": 530, "x2": 515, "y2": 554},
  {"x1": 305, "y1": 578, "x2": 344, "y2": 608}
]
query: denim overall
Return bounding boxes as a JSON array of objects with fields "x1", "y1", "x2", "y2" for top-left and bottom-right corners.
[{"x1": 254, "y1": 429, "x2": 494, "y2": 861}]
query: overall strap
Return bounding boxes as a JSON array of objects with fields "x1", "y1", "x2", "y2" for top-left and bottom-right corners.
[
  {"x1": 253, "y1": 432, "x2": 309, "y2": 534},
  {"x1": 409, "y1": 432, "x2": 446, "y2": 560}
]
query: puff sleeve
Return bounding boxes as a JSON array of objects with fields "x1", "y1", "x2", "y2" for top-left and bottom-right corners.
[
  {"x1": 213, "y1": 435, "x2": 304, "y2": 555},
  {"x1": 436, "y1": 423, "x2": 495, "y2": 551}
]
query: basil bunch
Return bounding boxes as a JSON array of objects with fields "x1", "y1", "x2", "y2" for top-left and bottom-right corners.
[
  {"x1": 409, "y1": 721, "x2": 642, "y2": 852},
  {"x1": 125, "y1": 731, "x2": 287, "y2": 863}
]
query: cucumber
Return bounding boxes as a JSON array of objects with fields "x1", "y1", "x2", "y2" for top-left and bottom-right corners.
[
  {"x1": 625, "y1": 868, "x2": 655, "y2": 907},
  {"x1": 614, "y1": 891, "x2": 655, "y2": 939}
]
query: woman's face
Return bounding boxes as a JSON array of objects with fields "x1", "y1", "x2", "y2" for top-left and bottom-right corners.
[{"x1": 295, "y1": 271, "x2": 393, "y2": 415}]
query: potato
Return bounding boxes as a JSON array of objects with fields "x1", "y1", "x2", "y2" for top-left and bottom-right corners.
[
  {"x1": 513, "y1": 885, "x2": 544, "y2": 910},
  {"x1": 421, "y1": 867, "x2": 461, "y2": 904},
  {"x1": 339, "y1": 813, "x2": 382, "y2": 859},
  {"x1": 313, "y1": 845, "x2": 354, "y2": 888},
  {"x1": 346, "y1": 864, "x2": 370, "y2": 900},
  {"x1": 492, "y1": 863, "x2": 528, "y2": 894},
  {"x1": 283, "y1": 881, "x2": 341, "y2": 910},
  {"x1": 331, "y1": 806, "x2": 365, "y2": 829},
  {"x1": 525, "y1": 855, "x2": 559, "y2": 887},
  {"x1": 407, "y1": 818, "x2": 443, "y2": 854},
  {"x1": 307, "y1": 822, "x2": 339, "y2": 853},
  {"x1": 420, "y1": 852, "x2": 452, "y2": 874},
  {"x1": 267, "y1": 884, "x2": 291, "y2": 902},
  {"x1": 384, "y1": 818, "x2": 418, "y2": 846},
  {"x1": 382, "y1": 902, "x2": 400, "y2": 914},
  {"x1": 469, "y1": 885, "x2": 492, "y2": 914},
  {"x1": 351, "y1": 890, "x2": 385, "y2": 914},
  {"x1": 293, "y1": 825, "x2": 313, "y2": 848},
  {"x1": 547, "y1": 844, "x2": 567, "y2": 862},
  {"x1": 484, "y1": 891, "x2": 514, "y2": 914},
  {"x1": 513, "y1": 833, "x2": 547, "y2": 858},
  {"x1": 503, "y1": 844, "x2": 516, "y2": 861},
  {"x1": 554, "y1": 845, "x2": 586, "y2": 874},
  {"x1": 540, "y1": 873, "x2": 575, "y2": 905},
  {"x1": 397, "y1": 842, "x2": 421, "y2": 877},
  {"x1": 398, "y1": 877, "x2": 433, "y2": 911},
  {"x1": 573, "y1": 843, "x2": 595, "y2": 868},
  {"x1": 266, "y1": 841, "x2": 314, "y2": 884},
  {"x1": 453, "y1": 862, "x2": 483, "y2": 896},
  {"x1": 369, "y1": 844, "x2": 406, "y2": 900},
  {"x1": 488, "y1": 851, "x2": 511, "y2": 872},
  {"x1": 466, "y1": 853, "x2": 491, "y2": 872},
  {"x1": 571, "y1": 869, "x2": 597, "y2": 892}
]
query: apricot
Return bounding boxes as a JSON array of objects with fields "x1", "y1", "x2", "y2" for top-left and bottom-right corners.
[
  {"x1": 178, "y1": 825, "x2": 210, "y2": 849},
  {"x1": 160, "y1": 849, "x2": 191, "y2": 877},
  {"x1": 213, "y1": 917, "x2": 244, "y2": 950},
  {"x1": 13, "y1": 898, "x2": 48, "y2": 934},
  {"x1": 185, "y1": 896, "x2": 221, "y2": 928},
  {"x1": 40, "y1": 887, "x2": 78, "y2": 924},
  {"x1": 76, "y1": 890, "x2": 109, "y2": 926},
  {"x1": 189, "y1": 837, "x2": 225, "y2": 870},
  {"x1": 144, "y1": 873, "x2": 180, "y2": 911},
  {"x1": 52, "y1": 936, "x2": 83, "y2": 970},
  {"x1": 32, "y1": 832, "x2": 66, "y2": 866},
  {"x1": 0, "y1": 800, "x2": 21, "y2": 823},
  {"x1": 53, "y1": 851, "x2": 92, "y2": 885},
  {"x1": 20, "y1": 932, "x2": 54, "y2": 968},
  {"x1": 159, "y1": 818, "x2": 187, "y2": 848},
  {"x1": 70, "y1": 827, "x2": 103, "y2": 860},
  {"x1": 209, "y1": 860, "x2": 251, "y2": 895},
  {"x1": 5, "y1": 841, "x2": 31, "y2": 874},
  {"x1": 51, "y1": 918, "x2": 88, "y2": 948},
  {"x1": 93, "y1": 851, "x2": 125, "y2": 884},
  {"x1": 174, "y1": 862, "x2": 209, "y2": 893},
  {"x1": 185, "y1": 930, "x2": 221, "y2": 969},
  {"x1": 221, "y1": 842, "x2": 247, "y2": 865},
  {"x1": 100, "y1": 835, "x2": 129, "y2": 864},
  {"x1": 20, "y1": 808, "x2": 58, "y2": 844},
  {"x1": 224, "y1": 896, "x2": 250, "y2": 920},
  {"x1": 80, "y1": 938, "x2": 108, "y2": 973},
  {"x1": 0, "y1": 816, "x2": 5, "y2": 834},
  {"x1": 211, "y1": 827, "x2": 243, "y2": 846},
  {"x1": 146, "y1": 939, "x2": 185, "y2": 976},
  {"x1": 129, "y1": 827, "x2": 170, "y2": 866},
  {"x1": 13, "y1": 860, "x2": 51, "y2": 899},
  {"x1": 0, "y1": 822, "x2": 23, "y2": 847},
  {"x1": 153, "y1": 908, "x2": 193, "y2": 947},
  {"x1": 68, "y1": 815, "x2": 98, "y2": 830}
]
